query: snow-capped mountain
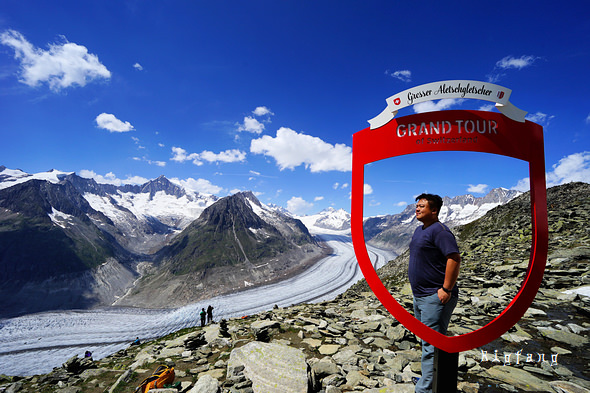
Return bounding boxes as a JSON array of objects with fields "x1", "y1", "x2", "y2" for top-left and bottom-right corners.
[
  {"x1": 0, "y1": 165, "x2": 521, "y2": 316},
  {"x1": 0, "y1": 167, "x2": 218, "y2": 254},
  {"x1": 113, "y1": 191, "x2": 323, "y2": 308},
  {"x1": 294, "y1": 188, "x2": 520, "y2": 243},
  {"x1": 297, "y1": 207, "x2": 351, "y2": 234},
  {"x1": 80, "y1": 175, "x2": 217, "y2": 254},
  {"x1": 0, "y1": 167, "x2": 74, "y2": 189},
  {"x1": 364, "y1": 188, "x2": 522, "y2": 254},
  {"x1": 438, "y1": 188, "x2": 522, "y2": 227},
  {"x1": 0, "y1": 167, "x2": 321, "y2": 315}
]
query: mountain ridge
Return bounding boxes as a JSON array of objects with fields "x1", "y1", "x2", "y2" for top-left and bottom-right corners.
[
  {"x1": 362, "y1": 187, "x2": 521, "y2": 254},
  {"x1": 0, "y1": 166, "x2": 523, "y2": 316},
  {"x1": 0, "y1": 168, "x2": 328, "y2": 315},
  {"x1": 112, "y1": 191, "x2": 327, "y2": 308}
]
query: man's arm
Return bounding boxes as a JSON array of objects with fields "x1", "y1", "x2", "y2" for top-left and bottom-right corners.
[{"x1": 438, "y1": 252, "x2": 461, "y2": 304}]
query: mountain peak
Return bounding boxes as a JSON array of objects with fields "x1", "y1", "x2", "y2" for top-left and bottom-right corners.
[{"x1": 140, "y1": 175, "x2": 186, "y2": 199}]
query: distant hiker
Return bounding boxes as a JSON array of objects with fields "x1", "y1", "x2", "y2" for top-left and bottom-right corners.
[
  {"x1": 84, "y1": 350, "x2": 92, "y2": 358},
  {"x1": 200, "y1": 308, "x2": 206, "y2": 327},
  {"x1": 207, "y1": 305, "x2": 214, "y2": 324},
  {"x1": 132, "y1": 337, "x2": 141, "y2": 346}
]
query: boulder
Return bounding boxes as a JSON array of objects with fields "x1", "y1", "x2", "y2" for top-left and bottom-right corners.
[
  {"x1": 227, "y1": 342, "x2": 307, "y2": 393},
  {"x1": 187, "y1": 374, "x2": 220, "y2": 393},
  {"x1": 483, "y1": 365, "x2": 555, "y2": 392}
]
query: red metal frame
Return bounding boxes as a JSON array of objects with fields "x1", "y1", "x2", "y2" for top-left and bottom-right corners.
[{"x1": 351, "y1": 110, "x2": 547, "y2": 352}]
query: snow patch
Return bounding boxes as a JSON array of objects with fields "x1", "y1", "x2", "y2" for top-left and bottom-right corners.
[{"x1": 48, "y1": 208, "x2": 75, "y2": 229}]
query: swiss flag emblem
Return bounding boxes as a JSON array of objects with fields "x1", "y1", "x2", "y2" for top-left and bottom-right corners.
[{"x1": 393, "y1": 98, "x2": 401, "y2": 105}]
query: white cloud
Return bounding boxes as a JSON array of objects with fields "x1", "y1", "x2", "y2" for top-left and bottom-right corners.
[
  {"x1": 525, "y1": 112, "x2": 554, "y2": 127},
  {"x1": 512, "y1": 177, "x2": 530, "y2": 192},
  {"x1": 496, "y1": 55, "x2": 538, "y2": 70},
  {"x1": 250, "y1": 127, "x2": 352, "y2": 172},
  {"x1": 170, "y1": 177, "x2": 223, "y2": 195},
  {"x1": 413, "y1": 99, "x2": 463, "y2": 113},
  {"x1": 314, "y1": 196, "x2": 324, "y2": 201},
  {"x1": 150, "y1": 160, "x2": 166, "y2": 167},
  {"x1": 385, "y1": 69, "x2": 412, "y2": 82},
  {"x1": 486, "y1": 72, "x2": 502, "y2": 84},
  {"x1": 512, "y1": 151, "x2": 590, "y2": 191},
  {"x1": 467, "y1": 183, "x2": 488, "y2": 194},
  {"x1": 133, "y1": 156, "x2": 166, "y2": 167},
  {"x1": 364, "y1": 184, "x2": 373, "y2": 195},
  {"x1": 133, "y1": 63, "x2": 143, "y2": 71},
  {"x1": 586, "y1": 113, "x2": 590, "y2": 124},
  {"x1": 199, "y1": 149, "x2": 247, "y2": 164},
  {"x1": 479, "y1": 104, "x2": 496, "y2": 112},
  {"x1": 0, "y1": 29, "x2": 111, "y2": 91},
  {"x1": 171, "y1": 146, "x2": 197, "y2": 163},
  {"x1": 95, "y1": 113, "x2": 135, "y2": 133},
  {"x1": 253, "y1": 106, "x2": 274, "y2": 117},
  {"x1": 487, "y1": 55, "x2": 540, "y2": 83},
  {"x1": 333, "y1": 182, "x2": 340, "y2": 190},
  {"x1": 395, "y1": 201, "x2": 407, "y2": 207},
  {"x1": 546, "y1": 152, "x2": 590, "y2": 187},
  {"x1": 287, "y1": 196, "x2": 314, "y2": 215},
  {"x1": 171, "y1": 146, "x2": 246, "y2": 165},
  {"x1": 79, "y1": 170, "x2": 148, "y2": 186},
  {"x1": 237, "y1": 116, "x2": 265, "y2": 134}
]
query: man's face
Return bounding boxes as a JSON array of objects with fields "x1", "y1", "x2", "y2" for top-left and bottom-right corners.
[{"x1": 415, "y1": 198, "x2": 437, "y2": 223}]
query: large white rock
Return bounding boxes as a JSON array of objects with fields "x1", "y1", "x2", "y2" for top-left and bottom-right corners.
[
  {"x1": 187, "y1": 374, "x2": 220, "y2": 393},
  {"x1": 228, "y1": 342, "x2": 308, "y2": 393}
]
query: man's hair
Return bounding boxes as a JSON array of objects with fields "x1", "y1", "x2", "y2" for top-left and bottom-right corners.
[{"x1": 416, "y1": 193, "x2": 443, "y2": 215}]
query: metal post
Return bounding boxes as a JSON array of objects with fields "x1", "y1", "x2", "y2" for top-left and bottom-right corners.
[{"x1": 433, "y1": 348, "x2": 459, "y2": 393}]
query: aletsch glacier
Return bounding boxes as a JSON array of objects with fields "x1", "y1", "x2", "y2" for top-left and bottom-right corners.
[
  {"x1": 0, "y1": 167, "x2": 525, "y2": 376},
  {"x1": 0, "y1": 228, "x2": 394, "y2": 376}
]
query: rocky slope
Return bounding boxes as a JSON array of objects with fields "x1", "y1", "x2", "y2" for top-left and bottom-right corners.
[
  {"x1": 3, "y1": 182, "x2": 589, "y2": 393},
  {"x1": 0, "y1": 177, "x2": 137, "y2": 317}
]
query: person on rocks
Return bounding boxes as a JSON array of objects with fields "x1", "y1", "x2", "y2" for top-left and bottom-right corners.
[
  {"x1": 409, "y1": 193, "x2": 461, "y2": 393},
  {"x1": 207, "y1": 305, "x2": 214, "y2": 324},
  {"x1": 200, "y1": 308, "x2": 206, "y2": 327}
]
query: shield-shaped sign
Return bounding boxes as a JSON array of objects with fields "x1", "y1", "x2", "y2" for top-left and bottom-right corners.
[{"x1": 351, "y1": 109, "x2": 548, "y2": 353}]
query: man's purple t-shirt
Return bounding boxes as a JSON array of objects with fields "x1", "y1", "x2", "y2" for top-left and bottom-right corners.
[{"x1": 408, "y1": 221, "x2": 459, "y2": 297}]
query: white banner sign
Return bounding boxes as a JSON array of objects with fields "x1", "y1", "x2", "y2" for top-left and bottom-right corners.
[{"x1": 368, "y1": 80, "x2": 527, "y2": 129}]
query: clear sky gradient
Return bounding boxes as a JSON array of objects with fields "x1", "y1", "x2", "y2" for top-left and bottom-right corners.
[{"x1": 1, "y1": 1, "x2": 589, "y2": 216}]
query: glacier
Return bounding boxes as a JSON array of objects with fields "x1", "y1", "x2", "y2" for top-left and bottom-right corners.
[{"x1": 0, "y1": 227, "x2": 395, "y2": 376}]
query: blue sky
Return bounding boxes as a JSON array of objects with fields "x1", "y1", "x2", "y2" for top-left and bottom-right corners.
[{"x1": 1, "y1": 1, "x2": 589, "y2": 217}]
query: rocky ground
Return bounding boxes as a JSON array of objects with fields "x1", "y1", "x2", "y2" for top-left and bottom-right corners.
[
  {"x1": 1, "y1": 278, "x2": 588, "y2": 393},
  {"x1": 2, "y1": 183, "x2": 589, "y2": 393}
]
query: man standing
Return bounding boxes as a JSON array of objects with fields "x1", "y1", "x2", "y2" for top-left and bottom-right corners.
[
  {"x1": 207, "y1": 305, "x2": 214, "y2": 324},
  {"x1": 200, "y1": 308, "x2": 206, "y2": 327},
  {"x1": 409, "y1": 193, "x2": 461, "y2": 393}
]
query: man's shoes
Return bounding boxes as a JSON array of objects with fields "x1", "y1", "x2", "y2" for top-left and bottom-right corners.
[{"x1": 412, "y1": 377, "x2": 420, "y2": 385}]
